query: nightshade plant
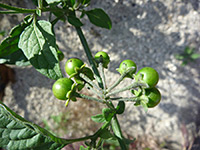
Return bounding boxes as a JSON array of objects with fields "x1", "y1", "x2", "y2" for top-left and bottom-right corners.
[{"x1": 0, "y1": 0, "x2": 161, "y2": 149}]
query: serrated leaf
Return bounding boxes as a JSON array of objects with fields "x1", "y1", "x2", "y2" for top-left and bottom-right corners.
[
  {"x1": 68, "y1": 16, "x2": 83, "y2": 27},
  {"x1": 0, "y1": 101, "x2": 71, "y2": 150},
  {"x1": 91, "y1": 114, "x2": 106, "y2": 123},
  {"x1": 0, "y1": 49, "x2": 30, "y2": 66},
  {"x1": 85, "y1": 8, "x2": 112, "y2": 29},
  {"x1": 18, "y1": 20, "x2": 63, "y2": 80},
  {"x1": 0, "y1": 15, "x2": 32, "y2": 57}
]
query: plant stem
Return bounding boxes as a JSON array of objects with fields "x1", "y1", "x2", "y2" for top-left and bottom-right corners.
[
  {"x1": 0, "y1": 3, "x2": 63, "y2": 14},
  {"x1": 74, "y1": 92, "x2": 104, "y2": 103},
  {"x1": 79, "y1": 73, "x2": 103, "y2": 93},
  {"x1": 106, "y1": 81, "x2": 148, "y2": 97},
  {"x1": 38, "y1": 0, "x2": 43, "y2": 9},
  {"x1": 111, "y1": 115, "x2": 128, "y2": 150},
  {"x1": 96, "y1": 138, "x2": 103, "y2": 149},
  {"x1": 0, "y1": 3, "x2": 36, "y2": 13},
  {"x1": 75, "y1": 27, "x2": 103, "y2": 89},
  {"x1": 110, "y1": 96, "x2": 138, "y2": 102},
  {"x1": 85, "y1": 83, "x2": 103, "y2": 98},
  {"x1": 99, "y1": 63, "x2": 107, "y2": 91},
  {"x1": 0, "y1": 11, "x2": 21, "y2": 14}
]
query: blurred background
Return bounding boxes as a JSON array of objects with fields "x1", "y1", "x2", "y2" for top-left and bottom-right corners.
[{"x1": 0, "y1": 0, "x2": 200, "y2": 149}]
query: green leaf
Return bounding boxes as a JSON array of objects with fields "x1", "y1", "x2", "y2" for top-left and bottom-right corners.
[
  {"x1": 184, "y1": 46, "x2": 193, "y2": 54},
  {"x1": 175, "y1": 54, "x2": 184, "y2": 60},
  {"x1": 45, "y1": 0, "x2": 62, "y2": 4},
  {"x1": 0, "y1": 15, "x2": 32, "y2": 57},
  {"x1": 102, "y1": 108, "x2": 115, "y2": 122},
  {"x1": 52, "y1": 11, "x2": 66, "y2": 22},
  {"x1": 70, "y1": 0, "x2": 76, "y2": 6},
  {"x1": 0, "y1": 101, "x2": 67, "y2": 150},
  {"x1": 99, "y1": 129, "x2": 114, "y2": 140},
  {"x1": 85, "y1": 8, "x2": 112, "y2": 29},
  {"x1": 181, "y1": 60, "x2": 187, "y2": 66},
  {"x1": 91, "y1": 114, "x2": 106, "y2": 123},
  {"x1": 79, "y1": 145, "x2": 89, "y2": 150},
  {"x1": 191, "y1": 53, "x2": 200, "y2": 59},
  {"x1": 18, "y1": 20, "x2": 63, "y2": 80},
  {"x1": 0, "y1": 49, "x2": 30, "y2": 66},
  {"x1": 81, "y1": 0, "x2": 90, "y2": 5},
  {"x1": 111, "y1": 118, "x2": 128, "y2": 150},
  {"x1": 68, "y1": 16, "x2": 83, "y2": 27}
]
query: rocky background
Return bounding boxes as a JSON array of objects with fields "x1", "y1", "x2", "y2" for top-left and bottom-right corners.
[{"x1": 0, "y1": 0, "x2": 200, "y2": 149}]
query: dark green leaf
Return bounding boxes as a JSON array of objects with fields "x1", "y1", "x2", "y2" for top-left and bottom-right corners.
[
  {"x1": 18, "y1": 20, "x2": 63, "y2": 80},
  {"x1": 123, "y1": 138, "x2": 135, "y2": 145},
  {"x1": 0, "y1": 101, "x2": 70, "y2": 150},
  {"x1": 181, "y1": 61, "x2": 187, "y2": 66},
  {"x1": 68, "y1": 16, "x2": 83, "y2": 27},
  {"x1": 70, "y1": 0, "x2": 76, "y2": 6},
  {"x1": 91, "y1": 114, "x2": 106, "y2": 123},
  {"x1": 116, "y1": 101, "x2": 125, "y2": 114},
  {"x1": 102, "y1": 108, "x2": 115, "y2": 122},
  {"x1": 80, "y1": 11, "x2": 85, "y2": 18},
  {"x1": 99, "y1": 129, "x2": 114, "y2": 140},
  {"x1": 52, "y1": 11, "x2": 66, "y2": 22},
  {"x1": 0, "y1": 15, "x2": 32, "y2": 57},
  {"x1": 0, "y1": 50, "x2": 30, "y2": 66},
  {"x1": 191, "y1": 53, "x2": 200, "y2": 59},
  {"x1": 85, "y1": 8, "x2": 112, "y2": 29}
]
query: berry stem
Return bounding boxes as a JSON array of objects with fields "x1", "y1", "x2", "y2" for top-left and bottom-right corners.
[
  {"x1": 106, "y1": 81, "x2": 148, "y2": 97},
  {"x1": 107, "y1": 67, "x2": 136, "y2": 93},
  {"x1": 79, "y1": 73, "x2": 103, "y2": 93},
  {"x1": 109, "y1": 96, "x2": 138, "y2": 102},
  {"x1": 85, "y1": 83, "x2": 103, "y2": 98},
  {"x1": 99, "y1": 63, "x2": 107, "y2": 91},
  {"x1": 74, "y1": 92, "x2": 104, "y2": 103}
]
